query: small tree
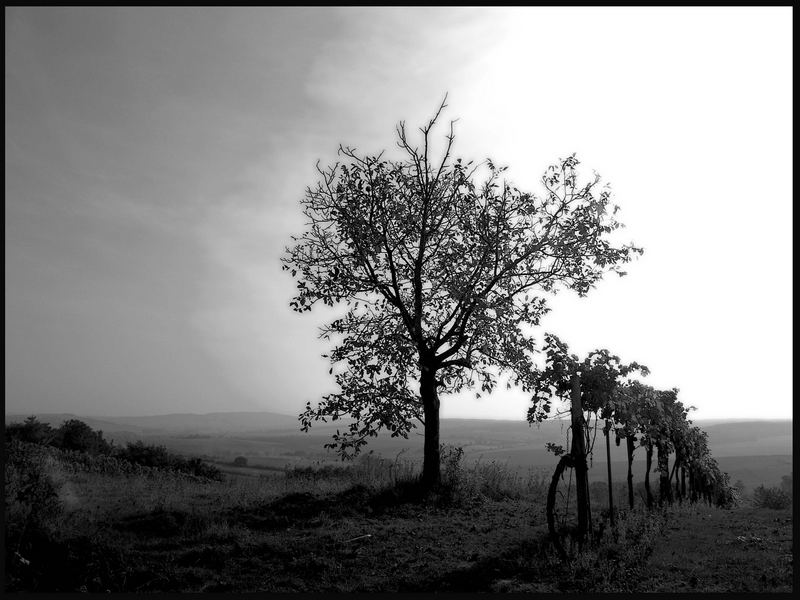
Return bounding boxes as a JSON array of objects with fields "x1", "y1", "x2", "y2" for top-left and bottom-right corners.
[
  {"x1": 650, "y1": 388, "x2": 687, "y2": 506},
  {"x1": 54, "y1": 419, "x2": 112, "y2": 455},
  {"x1": 683, "y1": 426, "x2": 711, "y2": 503},
  {"x1": 636, "y1": 389, "x2": 672, "y2": 508},
  {"x1": 284, "y1": 98, "x2": 642, "y2": 489},
  {"x1": 532, "y1": 333, "x2": 647, "y2": 554},
  {"x1": 233, "y1": 456, "x2": 248, "y2": 467},
  {"x1": 613, "y1": 381, "x2": 656, "y2": 510},
  {"x1": 667, "y1": 403, "x2": 693, "y2": 503},
  {"x1": 580, "y1": 348, "x2": 648, "y2": 525}
]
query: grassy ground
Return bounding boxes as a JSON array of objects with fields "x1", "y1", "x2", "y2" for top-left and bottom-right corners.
[
  {"x1": 631, "y1": 504, "x2": 793, "y2": 592},
  {"x1": 5, "y1": 442, "x2": 793, "y2": 593}
]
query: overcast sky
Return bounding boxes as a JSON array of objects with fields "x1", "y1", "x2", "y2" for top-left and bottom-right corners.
[{"x1": 5, "y1": 7, "x2": 792, "y2": 421}]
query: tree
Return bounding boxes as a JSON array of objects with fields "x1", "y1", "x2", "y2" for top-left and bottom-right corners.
[
  {"x1": 578, "y1": 348, "x2": 648, "y2": 526},
  {"x1": 651, "y1": 388, "x2": 687, "y2": 505},
  {"x1": 283, "y1": 98, "x2": 642, "y2": 489},
  {"x1": 613, "y1": 381, "x2": 657, "y2": 510},
  {"x1": 666, "y1": 403, "x2": 693, "y2": 503},
  {"x1": 54, "y1": 419, "x2": 112, "y2": 455},
  {"x1": 233, "y1": 456, "x2": 248, "y2": 467},
  {"x1": 532, "y1": 333, "x2": 647, "y2": 553},
  {"x1": 636, "y1": 388, "x2": 671, "y2": 509},
  {"x1": 683, "y1": 426, "x2": 710, "y2": 503}
]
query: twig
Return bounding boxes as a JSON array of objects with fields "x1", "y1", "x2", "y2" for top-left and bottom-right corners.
[{"x1": 343, "y1": 534, "x2": 372, "y2": 543}]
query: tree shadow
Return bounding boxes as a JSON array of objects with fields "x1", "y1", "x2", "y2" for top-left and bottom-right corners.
[
  {"x1": 224, "y1": 481, "x2": 435, "y2": 531},
  {"x1": 398, "y1": 536, "x2": 563, "y2": 592}
]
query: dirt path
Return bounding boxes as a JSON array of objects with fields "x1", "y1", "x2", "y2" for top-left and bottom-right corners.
[{"x1": 632, "y1": 506, "x2": 792, "y2": 592}]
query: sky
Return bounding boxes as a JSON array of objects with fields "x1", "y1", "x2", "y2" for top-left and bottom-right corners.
[{"x1": 5, "y1": 7, "x2": 793, "y2": 421}]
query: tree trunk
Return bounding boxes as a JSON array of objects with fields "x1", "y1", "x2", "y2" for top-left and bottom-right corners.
[
  {"x1": 626, "y1": 436, "x2": 635, "y2": 510},
  {"x1": 420, "y1": 365, "x2": 440, "y2": 491},
  {"x1": 657, "y1": 443, "x2": 672, "y2": 505},
  {"x1": 604, "y1": 420, "x2": 615, "y2": 525},
  {"x1": 644, "y1": 444, "x2": 654, "y2": 509},
  {"x1": 669, "y1": 456, "x2": 679, "y2": 502},
  {"x1": 570, "y1": 374, "x2": 590, "y2": 546},
  {"x1": 546, "y1": 454, "x2": 573, "y2": 561},
  {"x1": 681, "y1": 466, "x2": 687, "y2": 500}
]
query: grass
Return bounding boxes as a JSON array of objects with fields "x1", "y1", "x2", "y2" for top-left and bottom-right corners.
[{"x1": 4, "y1": 440, "x2": 793, "y2": 593}]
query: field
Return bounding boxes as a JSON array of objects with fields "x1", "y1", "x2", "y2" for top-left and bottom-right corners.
[
  {"x1": 5, "y1": 439, "x2": 793, "y2": 593},
  {"x1": 9, "y1": 413, "x2": 790, "y2": 492}
]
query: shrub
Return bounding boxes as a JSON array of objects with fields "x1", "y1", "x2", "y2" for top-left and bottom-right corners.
[
  {"x1": 565, "y1": 507, "x2": 668, "y2": 591},
  {"x1": 285, "y1": 462, "x2": 352, "y2": 482},
  {"x1": 752, "y1": 484, "x2": 791, "y2": 509},
  {"x1": 4, "y1": 440, "x2": 63, "y2": 531},
  {"x1": 5, "y1": 416, "x2": 56, "y2": 445},
  {"x1": 233, "y1": 456, "x2": 248, "y2": 467},
  {"x1": 114, "y1": 441, "x2": 223, "y2": 481},
  {"x1": 440, "y1": 445, "x2": 464, "y2": 485},
  {"x1": 436, "y1": 446, "x2": 548, "y2": 505},
  {"x1": 185, "y1": 457, "x2": 223, "y2": 480},
  {"x1": 53, "y1": 419, "x2": 112, "y2": 455},
  {"x1": 4, "y1": 440, "x2": 64, "y2": 588}
]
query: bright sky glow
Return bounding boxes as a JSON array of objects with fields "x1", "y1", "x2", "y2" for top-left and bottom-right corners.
[{"x1": 5, "y1": 7, "x2": 792, "y2": 420}]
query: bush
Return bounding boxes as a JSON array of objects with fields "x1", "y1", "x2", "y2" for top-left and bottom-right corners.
[
  {"x1": 285, "y1": 463, "x2": 351, "y2": 481},
  {"x1": 5, "y1": 440, "x2": 64, "y2": 588},
  {"x1": 436, "y1": 445, "x2": 548, "y2": 505},
  {"x1": 565, "y1": 508, "x2": 668, "y2": 591},
  {"x1": 752, "y1": 484, "x2": 791, "y2": 509},
  {"x1": 5, "y1": 416, "x2": 56, "y2": 445},
  {"x1": 233, "y1": 456, "x2": 248, "y2": 467},
  {"x1": 114, "y1": 441, "x2": 223, "y2": 481},
  {"x1": 4, "y1": 440, "x2": 63, "y2": 531},
  {"x1": 116, "y1": 441, "x2": 172, "y2": 468},
  {"x1": 53, "y1": 419, "x2": 112, "y2": 455},
  {"x1": 185, "y1": 457, "x2": 223, "y2": 480}
]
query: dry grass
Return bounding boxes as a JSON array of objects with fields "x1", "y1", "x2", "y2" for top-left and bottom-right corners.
[{"x1": 5, "y1": 440, "x2": 793, "y2": 593}]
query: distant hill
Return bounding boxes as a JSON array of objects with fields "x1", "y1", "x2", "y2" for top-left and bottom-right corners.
[
  {"x1": 5, "y1": 411, "x2": 302, "y2": 435},
  {"x1": 701, "y1": 420, "x2": 792, "y2": 456},
  {"x1": 95, "y1": 411, "x2": 303, "y2": 433}
]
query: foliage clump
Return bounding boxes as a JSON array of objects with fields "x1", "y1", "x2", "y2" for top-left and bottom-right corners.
[
  {"x1": 115, "y1": 441, "x2": 223, "y2": 480},
  {"x1": 5, "y1": 416, "x2": 222, "y2": 481},
  {"x1": 4, "y1": 440, "x2": 65, "y2": 590},
  {"x1": 752, "y1": 484, "x2": 791, "y2": 509},
  {"x1": 6, "y1": 416, "x2": 112, "y2": 455}
]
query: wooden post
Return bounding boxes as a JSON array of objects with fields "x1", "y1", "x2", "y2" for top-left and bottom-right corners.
[
  {"x1": 681, "y1": 466, "x2": 687, "y2": 500},
  {"x1": 644, "y1": 444, "x2": 654, "y2": 508},
  {"x1": 626, "y1": 436, "x2": 635, "y2": 510},
  {"x1": 570, "y1": 372, "x2": 590, "y2": 545},
  {"x1": 604, "y1": 420, "x2": 615, "y2": 525}
]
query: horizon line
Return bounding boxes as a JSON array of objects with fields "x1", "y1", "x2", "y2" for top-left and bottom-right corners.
[{"x1": 4, "y1": 410, "x2": 793, "y2": 423}]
